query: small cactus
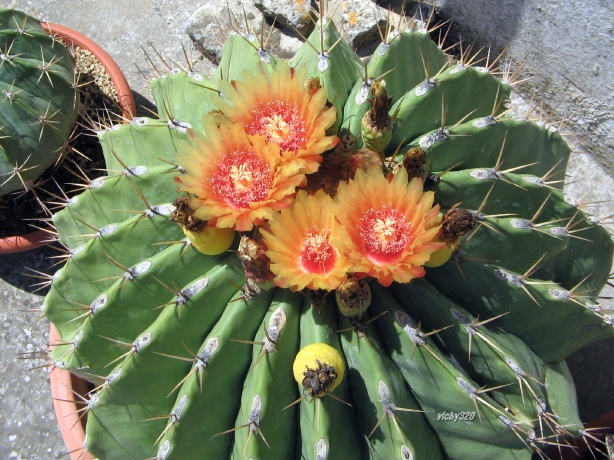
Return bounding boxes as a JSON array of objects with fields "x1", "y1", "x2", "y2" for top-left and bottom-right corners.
[
  {"x1": 42, "y1": 6, "x2": 613, "y2": 460},
  {"x1": 0, "y1": 8, "x2": 78, "y2": 196}
]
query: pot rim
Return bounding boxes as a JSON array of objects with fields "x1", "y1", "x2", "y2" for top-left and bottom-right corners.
[
  {"x1": 41, "y1": 22, "x2": 135, "y2": 120},
  {"x1": 49, "y1": 324, "x2": 96, "y2": 460},
  {"x1": 0, "y1": 229, "x2": 52, "y2": 254}
]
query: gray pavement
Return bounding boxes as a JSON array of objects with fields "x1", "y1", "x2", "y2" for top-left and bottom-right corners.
[
  {"x1": 1, "y1": 1, "x2": 613, "y2": 459},
  {"x1": 24, "y1": 0, "x2": 214, "y2": 99}
]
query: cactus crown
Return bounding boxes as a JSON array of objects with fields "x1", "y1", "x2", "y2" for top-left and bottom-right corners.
[{"x1": 43, "y1": 5, "x2": 613, "y2": 460}]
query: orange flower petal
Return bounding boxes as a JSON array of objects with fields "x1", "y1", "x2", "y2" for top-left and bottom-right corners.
[
  {"x1": 217, "y1": 60, "x2": 338, "y2": 174},
  {"x1": 261, "y1": 190, "x2": 350, "y2": 291},
  {"x1": 335, "y1": 166, "x2": 444, "y2": 286},
  {"x1": 174, "y1": 122, "x2": 305, "y2": 231}
]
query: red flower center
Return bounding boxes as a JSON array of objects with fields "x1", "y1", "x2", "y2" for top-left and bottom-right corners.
[
  {"x1": 246, "y1": 101, "x2": 307, "y2": 153},
  {"x1": 210, "y1": 150, "x2": 272, "y2": 208},
  {"x1": 300, "y1": 225, "x2": 338, "y2": 275},
  {"x1": 357, "y1": 205, "x2": 412, "y2": 264}
]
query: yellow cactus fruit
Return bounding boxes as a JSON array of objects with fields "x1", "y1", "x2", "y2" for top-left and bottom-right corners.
[
  {"x1": 293, "y1": 343, "x2": 345, "y2": 397},
  {"x1": 182, "y1": 225, "x2": 235, "y2": 255},
  {"x1": 424, "y1": 241, "x2": 458, "y2": 267}
]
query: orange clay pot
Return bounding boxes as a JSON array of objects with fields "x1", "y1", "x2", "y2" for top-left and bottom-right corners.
[{"x1": 556, "y1": 411, "x2": 614, "y2": 459}]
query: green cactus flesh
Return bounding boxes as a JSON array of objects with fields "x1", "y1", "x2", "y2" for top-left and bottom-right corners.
[
  {"x1": 43, "y1": 16, "x2": 613, "y2": 460},
  {"x1": 0, "y1": 8, "x2": 78, "y2": 196}
]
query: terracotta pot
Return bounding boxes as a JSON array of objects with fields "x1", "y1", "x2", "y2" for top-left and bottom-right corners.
[
  {"x1": 556, "y1": 411, "x2": 614, "y2": 459},
  {"x1": 49, "y1": 325, "x2": 96, "y2": 460},
  {"x1": 0, "y1": 22, "x2": 135, "y2": 255},
  {"x1": 0, "y1": 230, "x2": 52, "y2": 254}
]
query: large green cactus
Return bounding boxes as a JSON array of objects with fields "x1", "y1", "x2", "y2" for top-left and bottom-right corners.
[
  {"x1": 0, "y1": 8, "x2": 78, "y2": 196},
  {"x1": 43, "y1": 10, "x2": 613, "y2": 460}
]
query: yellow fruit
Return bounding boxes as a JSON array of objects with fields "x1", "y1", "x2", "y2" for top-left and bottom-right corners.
[
  {"x1": 182, "y1": 225, "x2": 235, "y2": 255},
  {"x1": 293, "y1": 343, "x2": 345, "y2": 397},
  {"x1": 424, "y1": 241, "x2": 458, "y2": 268}
]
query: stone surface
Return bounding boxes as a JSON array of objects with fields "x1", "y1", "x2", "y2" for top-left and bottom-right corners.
[
  {"x1": 434, "y1": 0, "x2": 614, "y2": 175},
  {"x1": 0, "y1": 1, "x2": 612, "y2": 459},
  {"x1": 186, "y1": 0, "x2": 263, "y2": 65},
  {"x1": 255, "y1": 0, "x2": 314, "y2": 36},
  {"x1": 186, "y1": 0, "x2": 435, "y2": 64},
  {"x1": 328, "y1": 0, "x2": 385, "y2": 50},
  {"x1": 186, "y1": 0, "x2": 303, "y2": 64}
]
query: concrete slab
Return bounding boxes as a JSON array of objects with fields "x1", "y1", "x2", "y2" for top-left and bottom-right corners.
[
  {"x1": 22, "y1": 0, "x2": 215, "y2": 104},
  {"x1": 434, "y1": 0, "x2": 614, "y2": 178}
]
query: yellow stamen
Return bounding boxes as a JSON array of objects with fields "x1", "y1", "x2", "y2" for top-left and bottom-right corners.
[
  {"x1": 229, "y1": 164, "x2": 253, "y2": 191},
  {"x1": 263, "y1": 114, "x2": 291, "y2": 143}
]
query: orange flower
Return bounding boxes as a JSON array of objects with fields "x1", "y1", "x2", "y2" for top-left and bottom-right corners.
[
  {"x1": 174, "y1": 122, "x2": 305, "y2": 231},
  {"x1": 216, "y1": 60, "x2": 338, "y2": 174},
  {"x1": 260, "y1": 190, "x2": 350, "y2": 291},
  {"x1": 335, "y1": 167, "x2": 444, "y2": 286}
]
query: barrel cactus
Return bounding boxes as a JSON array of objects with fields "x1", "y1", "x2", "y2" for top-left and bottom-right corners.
[
  {"x1": 0, "y1": 8, "x2": 78, "y2": 196},
  {"x1": 44, "y1": 8, "x2": 613, "y2": 460}
]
